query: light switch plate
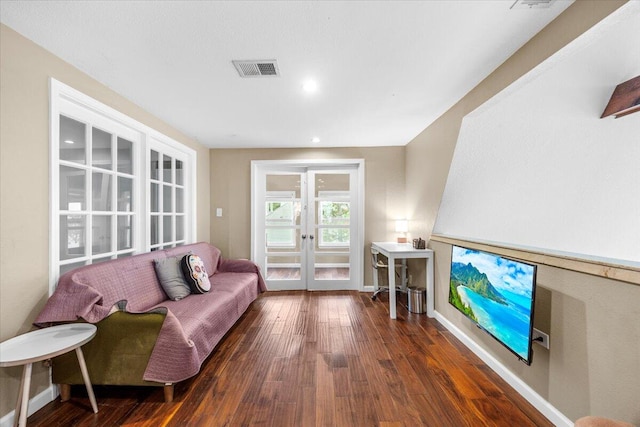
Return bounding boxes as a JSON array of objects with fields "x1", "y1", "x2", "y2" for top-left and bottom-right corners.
[{"x1": 216, "y1": 208, "x2": 223, "y2": 217}]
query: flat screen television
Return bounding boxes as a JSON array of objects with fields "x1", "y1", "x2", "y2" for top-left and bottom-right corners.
[{"x1": 449, "y1": 245, "x2": 537, "y2": 365}]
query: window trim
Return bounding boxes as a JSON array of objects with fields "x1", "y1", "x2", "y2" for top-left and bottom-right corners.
[{"x1": 49, "y1": 78, "x2": 197, "y2": 294}]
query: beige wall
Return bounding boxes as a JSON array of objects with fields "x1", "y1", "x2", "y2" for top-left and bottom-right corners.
[
  {"x1": 1, "y1": 0, "x2": 635, "y2": 423},
  {"x1": 210, "y1": 147, "x2": 405, "y2": 286},
  {"x1": 405, "y1": 0, "x2": 638, "y2": 423},
  {"x1": 431, "y1": 241, "x2": 640, "y2": 423},
  {"x1": 0, "y1": 25, "x2": 210, "y2": 418}
]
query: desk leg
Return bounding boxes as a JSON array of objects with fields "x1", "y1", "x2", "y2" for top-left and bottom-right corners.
[
  {"x1": 426, "y1": 255, "x2": 435, "y2": 318},
  {"x1": 388, "y1": 255, "x2": 397, "y2": 319},
  {"x1": 372, "y1": 260, "x2": 379, "y2": 292},
  {"x1": 75, "y1": 347, "x2": 98, "y2": 413},
  {"x1": 15, "y1": 363, "x2": 31, "y2": 427}
]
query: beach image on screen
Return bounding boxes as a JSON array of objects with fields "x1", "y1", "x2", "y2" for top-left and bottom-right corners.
[{"x1": 449, "y1": 246, "x2": 536, "y2": 361}]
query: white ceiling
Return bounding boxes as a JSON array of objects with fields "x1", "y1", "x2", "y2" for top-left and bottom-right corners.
[{"x1": 0, "y1": 0, "x2": 573, "y2": 149}]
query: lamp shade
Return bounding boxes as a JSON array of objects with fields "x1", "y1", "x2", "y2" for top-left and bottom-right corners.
[{"x1": 395, "y1": 219, "x2": 408, "y2": 233}]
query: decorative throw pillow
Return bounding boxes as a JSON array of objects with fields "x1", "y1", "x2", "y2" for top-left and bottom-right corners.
[
  {"x1": 181, "y1": 254, "x2": 211, "y2": 294},
  {"x1": 154, "y1": 254, "x2": 192, "y2": 301}
]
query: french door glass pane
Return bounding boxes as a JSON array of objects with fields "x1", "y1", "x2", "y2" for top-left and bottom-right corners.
[
  {"x1": 266, "y1": 227, "x2": 297, "y2": 248},
  {"x1": 163, "y1": 155, "x2": 172, "y2": 183},
  {"x1": 92, "y1": 215, "x2": 112, "y2": 255},
  {"x1": 92, "y1": 172, "x2": 112, "y2": 211},
  {"x1": 265, "y1": 200, "x2": 301, "y2": 248},
  {"x1": 320, "y1": 201, "x2": 350, "y2": 225},
  {"x1": 313, "y1": 173, "x2": 351, "y2": 284},
  {"x1": 150, "y1": 150, "x2": 159, "y2": 180},
  {"x1": 316, "y1": 173, "x2": 349, "y2": 191},
  {"x1": 117, "y1": 137, "x2": 133, "y2": 174},
  {"x1": 60, "y1": 215, "x2": 86, "y2": 260},
  {"x1": 321, "y1": 228, "x2": 350, "y2": 245},
  {"x1": 163, "y1": 216, "x2": 172, "y2": 243},
  {"x1": 118, "y1": 177, "x2": 133, "y2": 211},
  {"x1": 266, "y1": 174, "x2": 301, "y2": 196},
  {"x1": 59, "y1": 116, "x2": 86, "y2": 164},
  {"x1": 176, "y1": 160, "x2": 184, "y2": 185},
  {"x1": 117, "y1": 215, "x2": 133, "y2": 250},
  {"x1": 266, "y1": 255, "x2": 301, "y2": 280},
  {"x1": 92, "y1": 128, "x2": 112, "y2": 170},
  {"x1": 60, "y1": 166, "x2": 86, "y2": 211},
  {"x1": 150, "y1": 183, "x2": 159, "y2": 212},
  {"x1": 163, "y1": 185, "x2": 172, "y2": 212},
  {"x1": 314, "y1": 254, "x2": 350, "y2": 280}
]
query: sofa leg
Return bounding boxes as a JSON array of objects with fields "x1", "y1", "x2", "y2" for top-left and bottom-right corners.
[
  {"x1": 59, "y1": 384, "x2": 71, "y2": 402},
  {"x1": 163, "y1": 384, "x2": 174, "y2": 402}
]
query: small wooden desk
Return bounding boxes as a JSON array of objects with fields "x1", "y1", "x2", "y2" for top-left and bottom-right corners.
[
  {"x1": 371, "y1": 242, "x2": 434, "y2": 319},
  {"x1": 0, "y1": 324, "x2": 98, "y2": 427}
]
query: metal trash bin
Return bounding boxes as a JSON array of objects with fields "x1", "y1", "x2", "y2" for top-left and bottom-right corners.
[{"x1": 407, "y1": 287, "x2": 426, "y2": 314}]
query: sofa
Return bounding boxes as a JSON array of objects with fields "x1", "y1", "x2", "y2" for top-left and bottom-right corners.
[{"x1": 34, "y1": 242, "x2": 266, "y2": 401}]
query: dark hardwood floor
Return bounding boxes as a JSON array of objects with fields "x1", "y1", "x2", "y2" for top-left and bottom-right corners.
[{"x1": 26, "y1": 291, "x2": 552, "y2": 426}]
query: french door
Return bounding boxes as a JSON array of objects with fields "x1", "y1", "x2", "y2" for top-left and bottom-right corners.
[{"x1": 252, "y1": 161, "x2": 363, "y2": 291}]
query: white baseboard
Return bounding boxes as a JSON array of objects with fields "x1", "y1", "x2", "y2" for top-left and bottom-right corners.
[
  {"x1": 0, "y1": 384, "x2": 58, "y2": 427},
  {"x1": 434, "y1": 311, "x2": 573, "y2": 427}
]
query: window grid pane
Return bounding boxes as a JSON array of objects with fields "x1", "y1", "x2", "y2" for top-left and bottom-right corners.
[
  {"x1": 60, "y1": 166, "x2": 86, "y2": 211},
  {"x1": 57, "y1": 114, "x2": 138, "y2": 276},
  {"x1": 151, "y1": 150, "x2": 187, "y2": 249},
  {"x1": 53, "y1": 87, "x2": 193, "y2": 288},
  {"x1": 59, "y1": 215, "x2": 86, "y2": 260},
  {"x1": 92, "y1": 127, "x2": 112, "y2": 170},
  {"x1": 92, "y1": 172, "x2": 112, "y2": 211},
  {"x1": 59, "y1": 116, "x2": 86, "y2": 165},
  {"x1": 117, "y1": 137, "x2": 133, "y2": 174}
]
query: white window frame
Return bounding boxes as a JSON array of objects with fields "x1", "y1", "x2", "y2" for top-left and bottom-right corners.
[{"x1": 49, "y1": 78, "x2": 197, "y2": 294}]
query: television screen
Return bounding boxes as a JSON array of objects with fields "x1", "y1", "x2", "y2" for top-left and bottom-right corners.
[{"x1": 449, "y1": 245, "x2": 537, "y2": 365}]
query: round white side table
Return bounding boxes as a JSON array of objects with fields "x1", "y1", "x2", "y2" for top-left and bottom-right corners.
[{"x1": 0, "y1": 324, "x2": 98, "y2": 427}]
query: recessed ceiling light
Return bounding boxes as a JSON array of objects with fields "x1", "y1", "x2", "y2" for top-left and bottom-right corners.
[
  {"x1": 311, "y1": 137, "x2": 321, "y2": 143},
  {"x1": 302, "y1": 79, "x2": 318, "y2": 93},
  {"x1": 64, "y1": 139, "x2": 74, "y2": 144}
]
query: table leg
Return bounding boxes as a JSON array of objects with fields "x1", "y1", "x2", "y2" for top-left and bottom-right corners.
[
  {"x1": 388, "y1": 255, "x2": 397, "y2": 319},
  {"x1": 75, "y1": 347, "x2": 98, "y2": 413},
  {"x1": 426, "y1": 255, "x2": 435, "y2": 318},
  {"x1": 372, "y1": 255, "x2": 379, "y2": 292},
  {"x1": 15, "y1": 363, "x2": 31, "y2": 427}
]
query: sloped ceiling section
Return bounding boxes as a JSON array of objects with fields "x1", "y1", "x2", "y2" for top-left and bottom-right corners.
[
  {"x1": 0, "y1": 1, "x2": 572, "y2": 148},
  {"x1": 434, "y1": 3, "x2": 640, "y2": 266}
]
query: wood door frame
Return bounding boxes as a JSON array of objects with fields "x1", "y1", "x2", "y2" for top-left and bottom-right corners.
[{"x1": 251, "y1": 159, "x2": 365, "y2": 291}]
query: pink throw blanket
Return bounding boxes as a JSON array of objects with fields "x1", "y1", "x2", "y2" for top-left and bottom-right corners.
[{"x1": 34, "y1": 242, "x2": 266, "y2": 383}]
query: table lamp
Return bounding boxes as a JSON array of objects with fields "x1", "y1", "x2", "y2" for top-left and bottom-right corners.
[{"x1": 395, "y1": 219, "x2": 408, "y2": 243}]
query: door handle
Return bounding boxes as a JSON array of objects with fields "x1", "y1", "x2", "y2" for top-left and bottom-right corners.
[
  {"x1": 309, "y1": 235, "x2": 315, "y2": 240},
  {"x1": 301, "y1": 234, "x2": 307, "y2": 239}
]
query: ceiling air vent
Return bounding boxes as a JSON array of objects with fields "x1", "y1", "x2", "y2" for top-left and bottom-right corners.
[
  {"x1": 510, "y1": 0, "x2": 556, "y2": 9},
  {"x1": 233, "y1": 60, "x2": 280, "y2": 78}
]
